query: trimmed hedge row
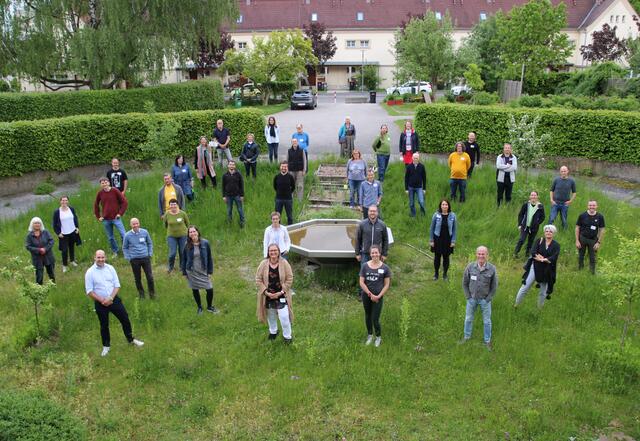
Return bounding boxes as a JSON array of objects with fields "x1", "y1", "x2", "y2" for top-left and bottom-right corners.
[
  {"x1": 0, "y1": 80, "x2": 224, "y2": 122},
  {"x1": 414, "y1": 104, "x2": 640, "y2": 165},
  {"x1": 0, "y1": 108, "x2": 265, "y2": 177}
]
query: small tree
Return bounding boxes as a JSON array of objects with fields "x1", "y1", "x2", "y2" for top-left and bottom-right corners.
[
  {"x1": 140, "y1": 102, "x2": 182, "y2": 159},
  {"x1": 195, "y1": 31, "x2": 235, "y2": 69},
  {"x1": 302, "y1": 22, "x2": 337, "y2": 81},
  {"x1": 352, "y1": 65, "x2": 380, "y2": 91},
  {"x1": 600, "y1": 228, "x2": 640, "y2": 348},
  {"x1": 580, "y1": 24, "x2": 628, "y2": 62},
  {"x1": 507, "y1": 114, "x2": 550, "y2": 182},
  {"x1": 463, "y1": 63, "x2": 484, "y2": 91}
]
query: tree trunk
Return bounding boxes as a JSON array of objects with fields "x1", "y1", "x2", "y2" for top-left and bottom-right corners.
[
  {"x1": 34, "y1": 303, "x2": 41, "y2": 341},
  {"x1": 620, "y1": 286, "x2": 634, "y2": 347},
  {"x1": 262, "y1": 88, "x2": 271, "y2": 106}
]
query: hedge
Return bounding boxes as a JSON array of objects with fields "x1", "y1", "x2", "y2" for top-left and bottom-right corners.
[
  {"x1": 0, "y1": 108, "x2": 264, "y2": 177},
  {"x1": 414, "y1": 104, "x2": 640, "y2": 165},
  {"x1": 0, "y1": 80, "x2": 224, "y2": 122}
]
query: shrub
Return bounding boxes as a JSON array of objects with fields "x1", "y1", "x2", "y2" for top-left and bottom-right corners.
[
  {"x1": 471, "y1": 91, "x2": 499, "y2": 106},
  {"x1": 556, "y1": 62, "x2": 627, "y2": 96},
  {"x1": 0, "y1": 80, "x2": 224, "y2": 122},
  {"x1": 414, "y1": 103, "x2": 640, "y2": 164},
  {"x1": 0, "y1": 108, "x2": 264, "y2": 177},
  {"x1": 524, "y1": 71, "x2": 572, "y2": 95},
  {"x1": 0, "y1": 390, "x2": 87, "y2": 440},
  {"x1": 519, "y1": 94, "x2": 544, "y2": 108}
]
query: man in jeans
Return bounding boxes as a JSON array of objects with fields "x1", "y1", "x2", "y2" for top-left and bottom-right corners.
[
  {"x1": 212, "y1": 119, "x2": 233, "y2": 167},
  {"x1": 575, "y1": 200, "x2": 606, "y2": 274},
  {"x1": 273, "y1": 161, "x2": 296, "y2": 225},
  {"x1": 354, "y1": 205, "x2": 389, "y2": 264},
  {"x1": 461, "y1": 246, "x2": 498, "y2": 351},
  {"x1": 222, "y1": 160, "x2": 245, "y2": 228},
  {"x1": 122, "y1": 218, "x2": 155, "y2": 299},
  {"x1": 404, "y1": 152, "x2": 426, "y2": 217},
  {"x1": 358, "y1": 169, "x2": 383, "y2": 219},
  {"x1": 287, "y1": 138, "x2": 306, "y2": 202},
  {"x1": 93, "y1": 177, "x2": 128, "y2": 258},
  {"x1": 549, "y1": 166, "x2": 577, "y2": 229}
]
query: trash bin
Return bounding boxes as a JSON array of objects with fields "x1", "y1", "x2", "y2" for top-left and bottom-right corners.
[
  {"x1": 234, "y1": 98, "x2": 242, "y2": 108},
  {"x1": 369, "y1": 91, "x2": 377, "y2": 103}
]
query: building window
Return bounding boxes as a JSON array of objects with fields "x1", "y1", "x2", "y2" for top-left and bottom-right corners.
[
  {"x1": 435, "y1": 11, "x2": 442, "y2": 20},
  {"x1": 360, "y1": 40, "x2": 369, "y2": 48},
  {"x1": 356, "y1": 12, "x2": 364, "y2": 21},
  {"x1": 479, "y1": 12, "x2": 487, "y2": 21},
  {"x1": 622, "y1": 15, "x2": 626, "y2": 23},
  {"x1": 616, "y1": 15, "x2": 619, "y2": 23},
  {"x1": 236, "y1": 15, "x2": 243, "y2": 24},
  {"x1": 610, "y1": 15, "x2": 614, "y2": 22},
  {"x1": 346, "y1": 40, "x2": 356, "y2": 48},
  {"x1": 238, "y1": 42, "x2": 247, "y2": 49},
  {"x1": 311, "y1": 13, "x2": 318, "y2": 21}
]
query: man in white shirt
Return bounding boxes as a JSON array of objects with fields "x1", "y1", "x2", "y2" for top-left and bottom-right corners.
[
  {"x1": 85, "y1": 249, "x2": 144, "y2": 357},
  {"x1": 496, "y1": 143, "x2": 518, "y2": 206}
]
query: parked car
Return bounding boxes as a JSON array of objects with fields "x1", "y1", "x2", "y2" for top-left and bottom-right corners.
[
  {"x1": 290, "y1": 89, "x2": 317, "y2": 110},
  {"x1": 450, "y1": 84, "x2": 472, "y2": 96},
  {"x1": 386, "y1": 81, "x2": 432, "y2": 96},
  {"x1": 231, "y1": 83, "x2": 262, "y2": 98}
]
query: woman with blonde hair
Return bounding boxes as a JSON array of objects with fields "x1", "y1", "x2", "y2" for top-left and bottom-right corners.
[
  {"x1": 25, "y1": 217, "x2": 56, "y2": 284},
  {"x1": 346, "y1": 149, "x2": 367, "y2": 208}
]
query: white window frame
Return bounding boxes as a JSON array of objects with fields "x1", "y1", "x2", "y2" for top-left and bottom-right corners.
[
  {"x1": 356, "y1": 12, "x2": 364, "y2": 21},
  {"x1": 236, "y1": 15, "x2": 243, "y2": 24},
  {"x1": 346, "y1": 40, "x2": 356, "y2": 48},
  {"x1": 479, "y1": 12, "x2": 487, "y2": 21},
  {"x1": 360, "y1": 40, "x2": 369, "y2": 48},
  {"x1": 311, "y1": 13, "x2": 318, "y2": 22},
  {"x1": 237, "y1": 41, "x2": 247, "y2": 50},
  {"x1": 435, "y1": 11, "x2": 442, "y2": 20}
]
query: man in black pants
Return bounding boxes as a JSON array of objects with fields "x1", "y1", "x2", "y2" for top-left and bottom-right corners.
[
  {"x1": 273, "y1": 161, "x2": 296, "y2": 225},
  {"x1": 122, "y1": 218, "x2": 156, "y2": 299},
  {"x1": 222, "y1": 160, "x2": 245, "y2": 228},
  {"x1": 463, "y1": 132, "x2": 480, "y2": 178},
  {"x1": 575, "y1": 200, "x2": 606, "y2": 274},
  {"x1": 514, "y1": 191, "x2": 545, "y2": 258},
  {"x1": 496, "y1": 143, "x2": 518, "y2": 206}
]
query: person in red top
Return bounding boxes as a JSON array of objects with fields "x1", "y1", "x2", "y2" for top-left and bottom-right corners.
[{"x1": 94, "y1": 177, "x2": 128, "y2": 257}]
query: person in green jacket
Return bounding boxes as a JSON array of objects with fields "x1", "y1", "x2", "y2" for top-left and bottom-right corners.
[
  {"x1": 372, "y1": 124, "x2": 391, "y2": 182},
  {"x1": 162, "y1": 199, "x2": 189, "y2": 273}
]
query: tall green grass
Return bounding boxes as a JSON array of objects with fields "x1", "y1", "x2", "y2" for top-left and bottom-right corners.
[{"x1": 0, "y1": 159, "x2": 638, "y2": 440}]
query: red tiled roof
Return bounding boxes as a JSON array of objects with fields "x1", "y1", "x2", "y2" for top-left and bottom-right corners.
[{"x1": 231, "y1": 0, "x2": 601, "y2": 31}]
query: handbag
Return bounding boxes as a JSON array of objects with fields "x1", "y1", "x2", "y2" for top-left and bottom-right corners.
[{"x1": 75, "y1": 232, "x2": 83, "y2": 246}]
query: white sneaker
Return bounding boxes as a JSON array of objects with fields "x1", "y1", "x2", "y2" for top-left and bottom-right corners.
[
  {"x1": 62, "y1": 265, "x2": 68, "y2": 273},
  {"x1": 131, "y1": 339, "x2": 144, "y2": 347},
  {"x1": 365, "y1": 335, "x2": 373, "y2": 346},
  {"x1": 374, "y1": 337, "x2": 382, "y2": 347},
  {"x1": 70, "y1": 261, "x2": 79, "y2": 267},
  {"x1": 101, "y1": 346, "x2": 110, "y2": 357}
]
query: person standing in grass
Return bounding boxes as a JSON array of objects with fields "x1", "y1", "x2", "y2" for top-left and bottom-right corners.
[
  {"x1": 264, "y1": 116, "x2": 280, "y2": 163},
  {"x1": 122, "y1": 218, "x2": 155, "y2": 300},
  {"x1": 429, "y1": 199, "x2": 457, "y2": 281},
  {"x1": 575, "y1": 200, "x2": 605, "y2": 274},
  {"x1": 85, "y1": 249, "x2": 144, "y2": 357},
  {"x1": 94, "y1": 177, "x2": 128, "y2": 258},
  {"x1": 338, "y1": 116, "x2": 356, "y2": 158},
  {"x1": 346, "y1": 149, "x2": 367, "y2": 208},
  {"x1": 256, "y1": 243, "x2": 294, "y2": 344},
  {"x1": 158, "y1": 173, "x2": 185, "y2": 216},
  {"x1": 515, "y1": 225, "x2": 560, "y2": 308},
  {"x1": 106, "y1": 158, "x2": 128, "y2": 195},
  {"x1": 25, "y1": 217, "x2": 55, "y2": 285},
  {"x1": 182, "y1": 226, "x2": 218, "y2": 315},
  {"x1": 461, "y1": 246, "x2": 497, "y2": 351},
  {"x1": 514, "y1": 191, "x2": 545, "y2": 258},
  {"x1": 448, "y1": 142, "x2": 471, "y2": 203},
  {"x1": 273, "y1": 161, "x2": 296, "y2": 225},
  {"x1": 496, "y1": 143, "x2": 517, "y2": 206},
  {"x1": 405, "y1": 152, "x2": 427, "y2": 217},
  {"x1": 463, "y1": 132, "x2": 480, "y2": 178},
  {"x1": 240, "y1": 133, "x2": 260, "y2": 179},
  {"x1": 549, "y1": 166, "x2": 577, "y2": 230},
  {"x1": 355, "y1": 205, "x2": 388, "y2": 265},
  {"x1": 222, "y1": 160, "x2": 245, "y2": 228},
  {"x1": 212, "y1": 119, "x2": 232, "y2": 168},
  {"x1": 52, "y1": 196, "x2": 80, "y2": 273},
  {"x1": 172, "y1": 155, "x2": 194, "y2": 202},
  {"x1": 162, "y1": 199, "x2": 189, "y2": 273},
  {"x1": 287, "y1": 139, "x2": 306, "y2": 202},
  {"x1": 291, "y1": 124, "x2": 310, "y2": 172},
  {"x1": 358, "y1": 169, "x2": 383, "y2": 220},
  {"x1": 399, "y1": 120, "x2": 419, "y2": 165},
  {"x1": 194, "y1": 136, "x2": 217, "y2": 189},
  {"x1": 263, "y1": 212, "x2": 291, "y2": 259},
  {"x1": 372, "y1": 124, "x2": 391, "y2": 183},
  {"x1": 359, "y1": 244, "x2": 391, "y2": 347}
]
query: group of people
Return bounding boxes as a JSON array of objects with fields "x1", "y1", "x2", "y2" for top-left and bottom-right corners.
[{"x1": 23, "y1": 115, "x2": 608, "y2": 355}]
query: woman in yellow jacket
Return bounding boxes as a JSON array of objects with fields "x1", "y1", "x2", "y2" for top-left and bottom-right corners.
[{"x1": 448, "y1": 142, "x2": 471, "y2": 202}]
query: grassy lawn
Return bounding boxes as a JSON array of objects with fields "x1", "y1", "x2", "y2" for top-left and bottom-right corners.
[
  {"x1": 380, "y1": 101, "x2": 422, "y2": 116},
  {"x1": 226, "y1": 101, "x2": 289, "y2": 116},
  {"x1": 0, "y1": 159, "x2": 638, "y2": 440}
]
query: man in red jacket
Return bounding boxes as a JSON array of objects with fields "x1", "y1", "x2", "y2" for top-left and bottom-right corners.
[{"x1": 94, "y1": 177, "x2": 128, "y2": 258}]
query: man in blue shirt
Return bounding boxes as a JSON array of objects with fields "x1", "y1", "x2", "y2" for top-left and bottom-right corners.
[
  {"x1": 85, "y1": 249, "x2": 144, "y2": 357},
  {"x1": 122, "y1": 218, "x2": 155, "y2": 299},
  {"x1": 358, "y1": 169, "x2": 383, "y2": 219},
  {"x1": 291, "y1": 124, "x2": 309, "y2": 172},
  {"x1": 212, "y1": 119, "x2": 233, "y2": 168}
]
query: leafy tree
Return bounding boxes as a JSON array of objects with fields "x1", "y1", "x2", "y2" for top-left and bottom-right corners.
[
  {"x1": 457, "y1": 14, "x2": 501, "y2": 91},
  {"x1": 394, "y1": 12, "x2": 455, "y2": 85},
  {"x1": 195, "y1": 31, "x2": 235, "y2": 69},
  {"x1": 222, "y1": 30, "x2": 317, "y2": 105},
  {"x1": 0, "y1": 0, "x2": 237, "y2": 90},
  {"x1": 600, "y1": 227, "x2": 640, "y2": 347},
  {"x1": 463, "y1": 63, "x2": 484, "y2": 91},
  {"x1": 556, "y1": 62, "x2": 626, "y2": 96},
  {"x1": 139, "y1": 102, "x2": 182, "y2": 159},
  {"x1": 352, "y1": 65, "x2": 380, "y2": 91},
  {"x1": 626, "y1": 15, "x2": 640, "y2": 73},
  {"x1": 580, "y1": 24, "x2": 628, "y2": 62},
  {"x1": 507, "y1": 114, "x2": 550, "y2": 182},
  {"x1": 495, "y1": 0, "x2": 573, "y2": 85},
  {"x1": 302, "y1": 22, "x2": 337, "y2": 78}
]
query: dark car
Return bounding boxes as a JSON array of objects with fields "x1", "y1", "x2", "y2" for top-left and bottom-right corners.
[{"x1": 290, "y1": 89, "x2": 317, "y2": 110}]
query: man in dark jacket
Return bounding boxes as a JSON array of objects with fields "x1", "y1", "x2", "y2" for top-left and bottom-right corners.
[
  {"x1": 355, "y1": 205, "x2": 389, "y2": 264},
  {"x1": 404, "y1": 152, "x2": 427, "y2": 217},
  {"x1": 273, "y1": 161, "x2": 296, "y2": 225},
  {"x1": 222, "y1": 161, "x2": 245, "y2": 227},
  {"x1": 287, "y1": 139, "x2": 306, "y2": 202},
  {"x1": 463, "y1": 131, "x2": 480, "y2": 178},
  {"x1": 514, "y1": 191, "x2": 545, "y2": 257}
]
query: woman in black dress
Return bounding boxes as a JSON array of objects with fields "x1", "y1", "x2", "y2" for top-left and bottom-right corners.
[{"x1": 429, "y1": 199, "x2": 458, "y2": 281}]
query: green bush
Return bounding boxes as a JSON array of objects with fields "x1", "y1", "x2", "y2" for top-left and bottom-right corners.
[
  {"x1": 0, "y1": 390, "x2": 87, "y2": 440},
  {"x1": 524, "y1": 71, "x2": 572, "y2": 95},
  {"x1": 471, "y1": 91, "x2": 499, "y2": 106},
  {"x1": 0, "y1": 80, "x2": 224, "y2": 122},
  {"x1": 0, "y1": 108, "x2": 264, "y2": 177},
  {"x1": 414, "y1": 103, "x2": 640, "y2": 164},
  {"x1": 556, "y1": 62, "x2": 627, "y2": 96}
]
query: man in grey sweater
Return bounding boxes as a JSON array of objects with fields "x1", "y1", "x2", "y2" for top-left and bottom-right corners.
[
  {"x1": 461, "y1": 246, "x2": 498, "y2": 350},
  {"x1": 355, "y1": 205, "x2": 388, "y2": 264}
]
